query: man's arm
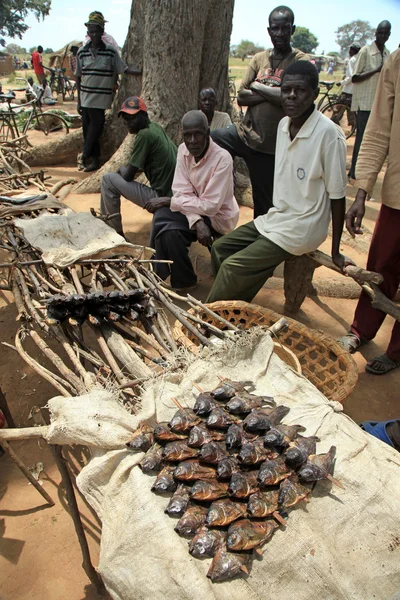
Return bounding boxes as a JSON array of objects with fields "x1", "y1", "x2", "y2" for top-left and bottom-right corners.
[
  {"x1": 75, "y1": 76, "x2": 81, "y2": 113},
  {"x1": 118, "y1": 165, "x2": 138, "y2": 182},
  {"x1": 237, "y1": 57, "x2": 268, "y2": 107},
  {"x1": 352, "y1": 65, "x2": 382, "y2": 83},
  {"x1": 351, "y1": 47, "x2": 381, "y2": 84},
  {"x1": 125, "y1": 66, "x2": 142, "y2": 76}
]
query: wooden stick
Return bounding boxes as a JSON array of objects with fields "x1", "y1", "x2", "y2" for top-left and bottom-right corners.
[
  {"x1": 52, "y1": 445, "x2": 105, "y2": 595},
  {"x1": 187, "y1": 295, "x2": 240, "y2": 331},
  {"x1": 192, "y1": 382, "x2": 204, "y2": 393},
  {"x1": 308, "y1": 250, "x2": 383, "y2": 285},
  {"x1": 0, "y1": 439, "x2": 55, "y2": 505},
  {"x1": 326, "y1": 473, "x2": 345, "y2": 489},
  {"x1": 361, "y1": 283, "x2": 400, "y2": 322},
  {"x1": 171, "y1": 397, "x2": 184, "y2": 409},
  {"x1": 119, "y1": 318, "x2": 166, "y2": 357},
  {"x1": 273, "y1": 511, "x2": 287, "y2": 526},
  {"x1": 0, "y1": 425, "x2": 49, "y2": 441}
]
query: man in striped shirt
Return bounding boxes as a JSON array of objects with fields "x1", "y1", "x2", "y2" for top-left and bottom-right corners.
[{"x1": 75, "y1": 12, "x2": 141, "y2": 172}]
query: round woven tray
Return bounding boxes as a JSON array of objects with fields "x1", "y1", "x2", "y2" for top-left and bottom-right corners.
[{"x1": 173, "y1": 300, "x2": 358, "y2": 403}]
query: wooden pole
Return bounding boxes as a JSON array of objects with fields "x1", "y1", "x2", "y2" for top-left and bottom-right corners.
[
  {"x1": 308, "y1": 250, "x2": 384, "y2": 285},
  {"x1": 52, "y1": 445, "x2": 105, "y2": 595},
  {"x1": 1, "y1": 439, "x2": 55, "y2": 506}
]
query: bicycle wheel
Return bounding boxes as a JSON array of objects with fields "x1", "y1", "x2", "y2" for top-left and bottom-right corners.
[
  {"x1": 229, "y1": 80, "x2": 236, "y2": 99},
  {"x1": 321, "y1": 101, "x2": 356, "y2": 139},
  {"x1": 35, "y1": 113, "x2": 70, "y2": 136},
  {"x1": 0, "y1": 115, "x2": 15, "y2": 144}
]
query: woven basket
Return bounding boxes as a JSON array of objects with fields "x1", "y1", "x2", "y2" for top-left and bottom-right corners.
[{"x1": 173, "y1": 300, "x2": 358, "y2": 403}]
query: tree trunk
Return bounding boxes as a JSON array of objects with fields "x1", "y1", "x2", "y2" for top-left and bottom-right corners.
[{"x1": 26, "y1": 0, "x2": 235, "y2": 194}]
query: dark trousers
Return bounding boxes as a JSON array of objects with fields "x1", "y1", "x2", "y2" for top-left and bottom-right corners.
[
  {"x1": 81, "y1": 107, "x2": 106, "y2": 159},
  {"x1": 348, "y1": 110, "x2": 370, "y2": 179},
  {"x1": 211, "y1": 125, "x2": 275, "y2": 218},
  {"x1": 150, "y1": 207, "x2": 214, "y2": 289},
  {"x1": 351, "y1": 204, "x2": 400, "y2": 361}
]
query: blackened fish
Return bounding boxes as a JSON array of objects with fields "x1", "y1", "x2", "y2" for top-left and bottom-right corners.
[
  {"x1": 247, "y1": 490, "x2": 280, "y2": 518},
  {"x1": 207, "y1": 544, "x2": 252, "y2": 582},
  {"x1": 285, "y1": 435, "x2": 320, "y2": 469},
  {"x1": 228, "y1": 471, "x2": 259, "y2": 499},
  {"x1": 164, "y1": 484, "x2": 190, "y2": 516},
  {"x1": 226, "y1": 424, "x2": 246, "y2": 451},
  {"x1": 173, "y1": 459, "x2": 216, "y2": 481},
  {"x1": 238, "y1": 439, "x2": 276, "y2": 465},
  {"x1": 263, "y1": 424, "x2": 306, "y2": 450},
  {"x1": 199, "y1": 441, "x2": 229, "y2": 464},
  {"x1": 226, "y1": 393, "x2": 275, "y2": 415},
  {"x1": 226, "y1": 518, "x2": 278, "y2": 551},
  {"x1": 189, "y1": 526, "x2": 226, "y2": 558},
  {"x1": 278, "y1": 476, "x2": 312, "y2": 509},
  {"x1": 298, "y1": 446, "x2": 343, "y2": 488},
  {"x1": 258, "y1": 455, "x2": 293, "y2": 486},
  {"x1": 193, "y1": 393, "x2": 219, "y2": 417},
  {"x1": 206, "y1": 499, "x2": 248, "y2": 527},
  {"x1": 163, "y1": 440, "x2": 200, "y2": 462},
  {"x1": 212, "y1": 379, "x2": 253, "y2": 402},
  {"x1": 216, "y1": 456, "x2": 240, "y2": 480},
  {"x1": 187, "y1": 424, "x2": 225, "y2": 448},
  {"x1": 139, "y1": 443, "x2": 163, "y2": 473},
  {"x1": 151, "y1": 465, "x2": 177, "y2": 494},
  {"x1": 190, "y1": 479, "x2": 229, "y2": 501},
  {"x1": 126, "y1": 425, "x2": 154, "y2": 452},
  {"x1": 169, "y1": 408, "x2": 202, "y2": 433},
  {"x1": 243, "y1": 405, "x2": 290, "y2": 433},
  {"x1": 207, "y1": 407, "x2": 241, "y2": 429},
  {"x1": 175, "y1": 505, "x2": 208, "y2": 536},
  {"x1": 154, "y1": 422, "x2": 187, "y2": 442}
]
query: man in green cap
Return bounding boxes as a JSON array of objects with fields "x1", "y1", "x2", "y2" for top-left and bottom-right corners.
[{"x1": 75, "y1": 12, "x2": 141, "y2": 172}]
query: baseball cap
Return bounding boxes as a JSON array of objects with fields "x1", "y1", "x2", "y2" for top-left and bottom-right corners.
[
  {"x1": 85, "y1": 11, "x2": 107, "y2": 28},
  {"x1": 350, "y1": 42, "x2": 361, "y2": 50},
  {"x1": 118, "y1": 96, "x2": 147, "y2": 117}
]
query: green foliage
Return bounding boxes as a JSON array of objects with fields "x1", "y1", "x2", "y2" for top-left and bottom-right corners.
[
  {"x1": 6, "y1": 72, "x2": 16, "y2": 83},
  {"x1": 335, "y1": 20, "x2": 375, "y2": 57},
  {"x1": 292, "y1": 27, "x2": 318, "y2": 54},
  {"x1": 5, "y1": 43, "x2": 26, "y2": 54},
  {"x1": 233, "y1": 39, "x2": 264, "y2": 59},
  {"x1": 0, "y1": 0, "x2": 51, "y2": 42},
  {"x1": 29, "y1": 46, "x2": 36, "y2": 53},
  {"x1": 44, "y1": 47, "x2": 54, "y2": 54}
]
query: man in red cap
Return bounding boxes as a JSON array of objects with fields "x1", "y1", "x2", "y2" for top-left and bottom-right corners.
[
  {"x1": 100, "y1": 96, "x2": 177, "y2": 236},
  {"x1": 75, "y1": 13, "x2": 141, "y2": 172}
]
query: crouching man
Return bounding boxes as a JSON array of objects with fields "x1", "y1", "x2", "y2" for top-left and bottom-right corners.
[
  {"x1": 147, "y1": 110, "x2": 239, "y2": 291},
  {"x1": 206, "y1": 61, "x2": 352, "y2": 304}
]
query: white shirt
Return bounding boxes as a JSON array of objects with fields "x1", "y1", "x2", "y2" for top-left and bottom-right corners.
[
  {"x1": 254, "y1": 109, "x2": 347, "y2": 256},
  {"x1": 170, "y1": 140, "x2": 239, "y2": 235},
  {"x1": 342, "y1": 54, "x2": 358, "y2": 95}
]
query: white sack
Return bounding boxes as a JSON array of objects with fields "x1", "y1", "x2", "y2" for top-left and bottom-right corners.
[{"x1": 46, "y1": 331, "x2": 400, "y2": 600}]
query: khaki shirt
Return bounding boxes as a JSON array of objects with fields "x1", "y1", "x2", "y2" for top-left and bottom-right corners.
[
  {"x1": 351, "y1": 41, "x2": 390, "y2": 112},
  {"x1": 210, "y1": 111, "x2": 232, "y2": 131},
  {"x1": 355, "y1": 49, "x2": 400, "y2": 210},
  {"x1": 237, "y1": 48, "x2": 309, "y2": 154}
]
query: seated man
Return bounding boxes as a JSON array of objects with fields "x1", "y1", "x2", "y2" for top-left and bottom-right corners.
[
  {"x1": 25, "y1": 77, "x2": 41, "y2": 102},
  {"x1": 206, "y1": 62, "x2": 351, "y2": 304},
  {"x1": 146, "y1": 110, "x2": 239, "y2": 291},
  {"x1": 199, "y1": 87, "x2": 231, "y2": 131},
  {"x1": 100, "y1": 96, "x2": 178, "y2": 237},
  {"x1": 41, "y1": 79, "x2": 57, "y2": 105}
]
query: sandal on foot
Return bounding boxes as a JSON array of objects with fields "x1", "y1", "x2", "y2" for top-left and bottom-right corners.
[
  {"x1": 360, "y1": 420, "x2": 397, "y2": 447},
  {"x1": 337, "y1": 332, "x2": 366, "y2": 354},
  {"x1": 365, "y1": 354, "x2": 400, "y2": 375}
]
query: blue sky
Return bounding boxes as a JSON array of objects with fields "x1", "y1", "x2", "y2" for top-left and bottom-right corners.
[{"x1": 4, "y1": 0, "x2": 400, "y2": 54}]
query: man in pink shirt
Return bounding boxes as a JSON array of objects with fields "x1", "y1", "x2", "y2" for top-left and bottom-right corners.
[{"x1": 147, "y1": 110, "x2": 239, "y2": 290}]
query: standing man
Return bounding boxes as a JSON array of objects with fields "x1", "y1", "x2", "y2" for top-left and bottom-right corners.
[
  {"x1": 31, "y1": 46, "x2": 45, "y2": 84},
  {"x1": 84, "y1": 11, "x2": 121, "y2": 53},
  {"x1": 100, "y1": 97, "x2": 177, "y2": 238},
  {"x1": 147, "y1": 111, "x2": 239, "y2": 291},
  {"x1": 75, "y1": 12, "x2": 141, "y2": 172},
  {"x1": 339, "y1": 50, "x2": 400, "y2": 376},
  {"x1": 348, "y1": 20, "x2": 391, "y2": 179},
  {"x1": 340, "y1": 43, "x2": 361, "y2": 104},
  {"x1": 199, "y1": 88, "x2": 231, "y2": 131},
  {"x1": 206, "y1": 62, "x2": 350, "y2": 304},
  {"x1": 211, "y1": 5, "x2": 308, "y2": 218}
]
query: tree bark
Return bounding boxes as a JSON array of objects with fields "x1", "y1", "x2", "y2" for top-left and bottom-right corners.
[
  {"x1": 283, "y1": 255, "x2": 317, "y2": 314},
  {"x1": 26, "y1": 0, "x2": 235, "y2": 194}
]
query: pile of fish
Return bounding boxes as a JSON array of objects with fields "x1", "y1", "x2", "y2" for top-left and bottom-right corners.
[
  {"x1": 127, "y1": 379, "x2": 341, "y2": 582},
  {"x1": 45, "y1": 289, "x2": 155, "y2": 326}
]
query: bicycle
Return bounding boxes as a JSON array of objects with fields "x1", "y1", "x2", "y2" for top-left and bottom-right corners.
[
  {"x1": 45, "y1": 67, "x2": 75, "y2": 101},
  {"x1": 318, "y1": 80, "x2": 356, "y2": 140},
  {"x1": 0, "y1": 92, "x2": 69, "y2": 148}
]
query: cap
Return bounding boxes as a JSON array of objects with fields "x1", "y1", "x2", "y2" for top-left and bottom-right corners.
[
  {"x1": 118, "y1": 96, "x2": 147, "y2": 117},
  {"x1": 85, "y1": 11, "x2": 106, "y2": 28},
  {"x1": 350, "y1": 42, "x2": 361, "y2": 50}
]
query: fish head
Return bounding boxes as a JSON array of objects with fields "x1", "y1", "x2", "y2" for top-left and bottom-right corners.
[
  {"x1": 258, "y1": 465, "x2": 277, "y2": 486},
  {"x1": 213, "y1": 383, "x2": 235, "y2": 401},
  {"x1": 216, "y1": 458, "x2": 235, "y2": 479},
  {"x1": 264, "y1": 429, "x2": 284, "y2": 448},
  {"x1": 226, "y1": 424, "x2": 243, "y2": 450},
  {"x1": 285, "y1": 447, "x2": 306, "y2": 468},
  {"x1": 187, "y1": 426, "x2": 204, "y2": 447},
  {"x1": 226, "y1": 529, "x2": 247, "y2": 552},
  {"x1": 226, "y1": 397, "x2": 246, "y2": 414},
  {"x1": 189, "y1": 528, "x2": 215, "y2": 557},
  {"x1": 298, "y1": 463, "x2": 321, "y2": 482},
  {"x1": 237, "y1": 443, "x2": 256, "y2": 464},
  {"x1": 244, "y1": 412, "x2": 271, "y2": 433}
]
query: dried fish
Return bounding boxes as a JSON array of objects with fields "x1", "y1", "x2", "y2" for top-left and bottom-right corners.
[
  {"x1": 139, "y1": 443, "x2": 164, "y2": 473},
  {"x1": 285, "y1": 435, "x2": 320, "y2": 469},
  {"x1": 278, "y1": 476, "x2": 312, "y2": 509},
  {"x1": 216, "y1": 456, "x2": 240, "y2": 480},
  {"x1": 199, "y1": 441, "x2": 229, "y2": 464},
  {"x1": 238, "y1": 439, "x2": 276, "y2": 465},
  {"x1": 151, "y1": 465, "x2": 177, "y2": 494},
  {"x1": 247, "y1": 490, "x2": 280, "y2": 518},
  {"x1": 165, "y1": 484, "x2": 191, "y2": 516},
  {"x1": 206, "y1": 407, "x2": 241, "y2": 430},
  {"x1": 187, "y1": 424, "x2": 225, "y2": 448},
  {"x1": 126, "y1": 425, "x2": 154, "y2": 452},
  {"x1": 174, "y1": 459, "x2": 216, "y2": 481},
  {"x1": 227, "y1": 518, "x2": 278, "y2": 551},
  {"x1": 226, "y1": 424, "x2": 246, "y2": 451},
  {"x1": 243, "y1": 405, "x2": 289, "y2": 433},
  {"x1": 226, "y1": 393, "x2": 275, "y2": 415},
  {"x1": 163, "y1": 440, "x2": 200, "y2": 462},
  {"x1": 258, "y1": 455, "x2": 293, "y2": 486},
  {"x1": 263, "y1": 424, "x2": 306, "y2": 450},
  {"x1": 169, "y1": 408, "x2": 202, "y2": 433},
  {"x1": 190, "y1": 479, "x2": 229, "y2": 501},
  {"x1": 228, "y1": 471, "x2": 259, "y2": 499},
  {"x1": 175, "y1": 505, "x2": 208, "y2": 536},
  {"x1": 154, "y1": 422, "x2": 187, "y2": 442},
  {"x1": 213, "y1": 379, "x2": 254, "y2": 402},
  {"x1": 188, "y1": 526, "x2": 226, "y2": 558},
  {"x1": 207, "y1": 544, "x2": 252, "y2": 582},
  {"x1": 298, "y1": 446, "x2": 342, "y2": 487},
  {"x1": 206, "y1": 499, "x2": 248, "y2": 527},
  {"x1": 193, "y1": 393, "x2": 219, "y2": 417}
]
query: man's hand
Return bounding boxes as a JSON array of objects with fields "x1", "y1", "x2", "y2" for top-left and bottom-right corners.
[
  {"x1": 332, "y1": 253, "x2": 356, "y2": 273},
  {"x1": 77, "y1": 101, "x2": 82, "y2": 115},
  {"x1": 346, "y1": 189, "x2": 367, "y2": 237},
  {"x1": 194, "y1": 219, "x2": 213, "y2": 246},
  {"x1": 144, "y1": 197, "x2": 171, "y2": 214}
]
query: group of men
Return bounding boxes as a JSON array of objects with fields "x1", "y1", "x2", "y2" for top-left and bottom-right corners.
[{"x1": 77, "y1": 7, "x2": 399, "y2": 387}]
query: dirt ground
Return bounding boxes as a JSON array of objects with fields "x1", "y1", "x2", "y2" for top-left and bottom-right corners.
[{"x1": 0, "y1": 112, "x2": 398, "y2": 600}]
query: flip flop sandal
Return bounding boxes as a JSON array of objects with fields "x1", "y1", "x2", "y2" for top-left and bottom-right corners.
[
  {"x1": 365, "y1": 354, "x2": 400, "y2": 375},
  {"x1": 337, "y1": 332, "x2": 366, "y2": 354},
  {"x1": 360, "y1": 420, "x2": 397, "y2": 447}
]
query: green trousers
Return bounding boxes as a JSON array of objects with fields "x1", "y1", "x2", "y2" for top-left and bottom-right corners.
[{"x1": 206, "y1": 221, "x2": 293, "y2": 303}]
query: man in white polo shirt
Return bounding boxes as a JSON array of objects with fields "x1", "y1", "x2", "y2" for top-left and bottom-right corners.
[{"x1": 206, "y1": 61, "x2": 351, "y2": 304}]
